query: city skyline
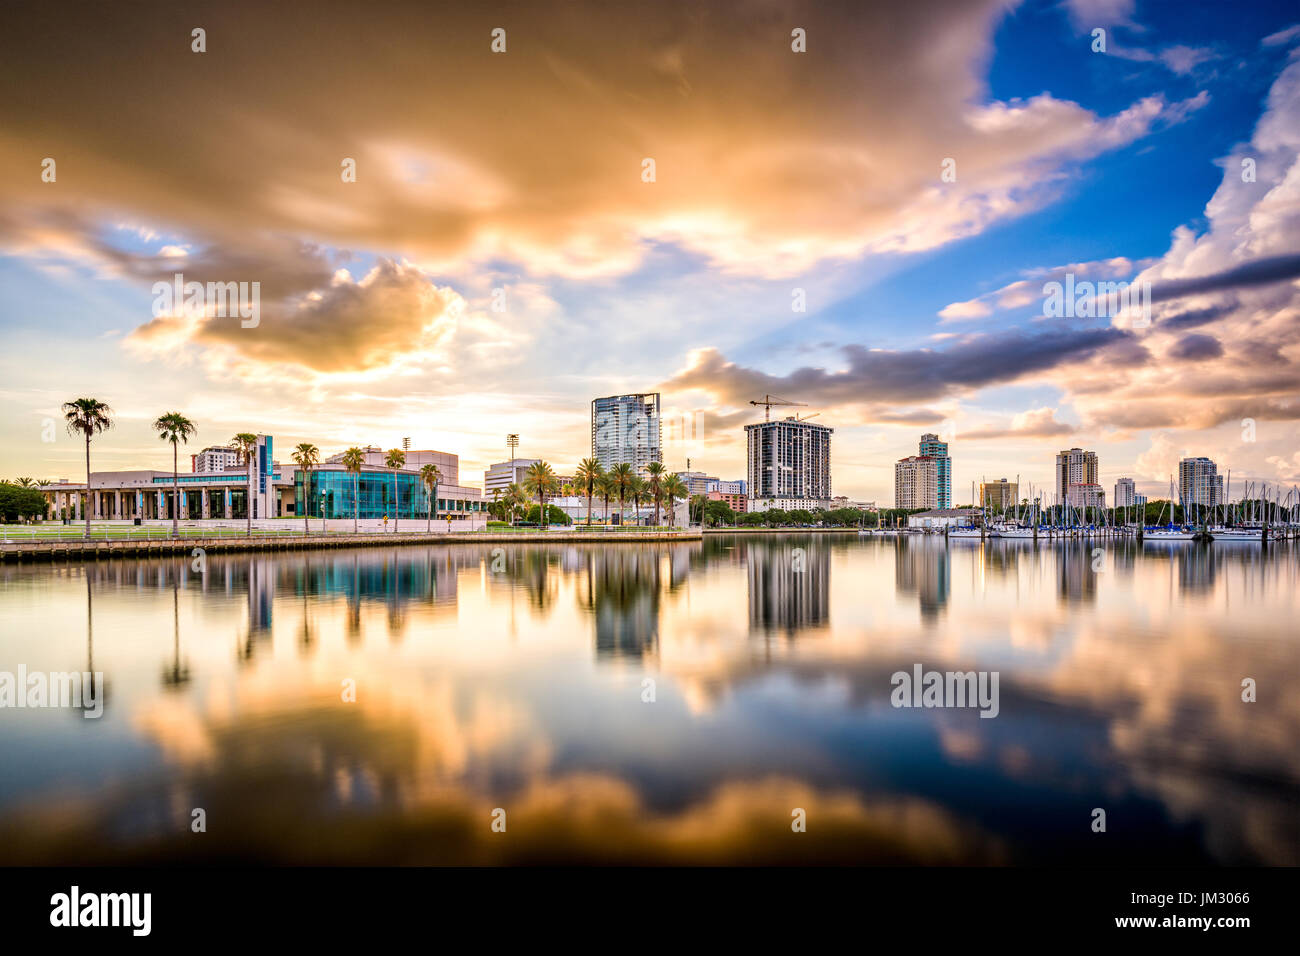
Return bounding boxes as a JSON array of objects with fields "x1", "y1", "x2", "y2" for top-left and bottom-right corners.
[{"x1": 2, "y1": 2, "x2": 1299, "y2": 506}]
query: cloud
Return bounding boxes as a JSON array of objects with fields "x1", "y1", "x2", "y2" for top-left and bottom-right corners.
[
  {"x1": 1261, "y1": 24, "x2": 1300, "y2": 48},
  {"x1": 1166, "y1": 333, "x2": 1224, "y2": 362},
  {"x1": 0, "y1": 0, "x2": 1194, "y2": 285},
  {"x1": 128, "y1": 259, "x2": 464, "y2": 374},
  {"x1": 661, "y1": 327, "x2": 1131, "y2": 424},
  {"x1": 939, "y1": 255, "x2": 1150, "y2": 322},
  {"x1": 961, "y1": 407, "x2": 1077, "y2": 440}
]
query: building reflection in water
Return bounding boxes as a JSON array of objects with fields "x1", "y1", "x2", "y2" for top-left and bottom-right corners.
[
  {"x1": 745, "y1": 535, "x2": 830, "y2": 638},
  {"x1": 894, "y1": 536, "x2": 950, "y2": 622},
  {"x1": 579, "y1": 547, "x2": 664, "y2": 661}
]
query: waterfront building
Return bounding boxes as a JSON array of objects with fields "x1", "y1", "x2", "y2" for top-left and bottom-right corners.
[
  {"x1": 592, "y1": 393, "x2": 662, "y2": 476},
  {"x1": 1055, "y1": 447, "x2": 1098, "y2": 503},
  {"x1": 706, "y1": 490, "x2": 748, "y2": 513},
  {"x1": 1114, "y1": 477, "x2": 1136, "y2": 508},
  {"x1": 744, "y1": 416, "x2": 833, "y2": 509},
  {"x1": 191, "y1": 445, "x2": 241, "y2": 473},
  {"x1": 39, "y1": 437, "x2": 484, "y2": 523},
  {"x1": 907, "y1": 507, "x2": 981, "y2": 529},
  {"x1": 675, "y1": 471, "x2": 718, "y2": 495},
  {"x1": 980, "y1": 478, "x2": 1018, "y2": 512},
  {"x1": 895, "y1": 455, "x2": 938, "y2": 510},
  {"x1": 484, "y1": 458, "x2": 539, "y2": 498},
  {"x1": 1066, "y1": 483, "x2": 1105, "y2": 511},
  {"x1": 918, "y1": 433, "x2": 952, "y2": 509},
  {"x1": 1178, "y1": 457, "x2": 1223, "y2": 509},
  {"x1": 717, "y1": 479, "x2": 747, "y2": 496}
]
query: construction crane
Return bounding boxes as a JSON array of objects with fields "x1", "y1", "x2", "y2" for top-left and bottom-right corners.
[
  {"x1": 794, "y1": 413, "x2": 820, "y2": 422},
  {"x1": 749, "y1": 394, "x2": 807, "y2": 422}
]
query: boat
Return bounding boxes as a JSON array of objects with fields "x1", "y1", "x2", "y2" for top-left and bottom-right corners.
[
  {"x1": 1210, "y1": 527, "x2": 1261, "y2": 542},
  {"x1": 948, "y1": 527, "x2": 982, "y2": 538},
  {"x1": 1143, "y1": 527, "x2": 1198, "y2": 541}
]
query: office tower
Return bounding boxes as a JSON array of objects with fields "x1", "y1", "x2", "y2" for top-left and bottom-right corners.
[
  {"x1": 484, "y1": 459, "x2": 540, "y2": 497},
  {"x1": 592, "y1": 393, "x2": 662, "y2": 476},
  {"x1": 745, "y1": 417, "x2": 833, "y2": 506},
  {"x1": 1178, "y1": 457, "x2": 1223, "y2": 509},
  {"x1": 1056, "y1": 447, "x2": 1099, "y2": 503},
  {"x1": 1114, "y1": 477, "x2": 1136, "y2": 508},
  {"x1": 980, "y1": 478, "x2": 1018, "y2": 512},
  {"x1": 918, "y1": 433, "x2": 951, "y2": 508},
  {"x1": 895, "y1": 456, "x2": 938, "y2": 509}
]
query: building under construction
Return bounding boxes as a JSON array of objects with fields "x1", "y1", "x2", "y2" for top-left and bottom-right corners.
[{"x1": 745, "y1": 416, "x2": 833, "y2": 510}]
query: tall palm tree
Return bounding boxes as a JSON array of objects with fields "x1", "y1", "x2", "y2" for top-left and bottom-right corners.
[
  {"x1": 645, "y1": 462, "x2": 666, "y2": 526},
  {"x1": 63, "y1": 398, "x2": 113, "y2": 539},
  {"x1": 524, "y1": 461, "x2": 557, "y2": 528},
  {"x1": 153, "y1": 412, "x2": 197, "y2": 539},
  {"x1": 231, "y1": 432, "x2": 258, "y2": 535},
  {"x1": 340, "y1": 446, "x2": 364, "y2": 533},
  {"x1": 420, "y1": 463, "x2": 442, "y2": 532},
  {"x1": 503, "y1": 482, "x2": 528, "y2": 526},
  {"x1": 385, "y1": 448, "x2": 406, "y2": 531},
  {"x1": 610, "y1": 463, "x2": 634, "y2": 527},
  {"x1": 662, "y1": 474, "x2": 688, "y2": 528},
  {"x1": 596, "y1": 472, "x2": 617, "y2": 526},
  {"x1": 13, "y1": 477, "x2": 34, "y2": 487},
  {"x1": 575, "y1": 457, "x2": 604, "y2": 526},
  {"x1": 629, "y1": 475, "x2": 647, "y2": 527},
  {"x1": 291, "y1": 442, "x2": 320, "y2": 534}
]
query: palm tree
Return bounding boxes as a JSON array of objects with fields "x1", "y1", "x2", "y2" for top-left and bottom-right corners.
[
  {"x1": 340, "y1": 446, "x2": 364, "y2": 533},
  {"x1": 629, "y1": 475, "x2": 647, "y2": 527},
  {"x1": 63, "y1": 398, "x2": 114, "y2": 539},
  {"x1": 385, "y1": 448, "x2": 406, "y2": 530},
  {"x1": 153, "y1": 412, "x2": 197, "y2": 538},
  {"x1": 610, "y1": 463, "x2": 634, "y2": 526},
  {"x1": 231, "y1": 432, "x2": 258, "y2": 535},
  {"x1": 503, "y1": 482, "x2": 528, "y2": 526},
  {"x1": 420, "y1": 463, "x2": 442, "y2": 532},
  {"x1": 524, "y1": 461, "x2": 558, "y2": 528},
  {"x1": 575, "y1": 457, "x2": 604, "y2": 526},
  {"x1": 291, "y1": 442, "x2": 320, "y2": 534},
  {"x1": 13, "y1": 477, "x2": 35, "y2": 487},
  {"x1": 662, "y1": 474, "x2": 688, "y2": 528},
  {"x1": 645, "y1": 462, "x2": 666, "y2": 526},
  {"x1": 596, "y1": 472, "x2": 617, "y2": 526}
]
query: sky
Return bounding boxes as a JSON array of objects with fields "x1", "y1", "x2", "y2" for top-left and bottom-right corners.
[{"x1": 1, "y1": 0, "x2": 1298, "y2": 503}]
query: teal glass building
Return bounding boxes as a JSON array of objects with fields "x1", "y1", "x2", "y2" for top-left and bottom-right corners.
[
  {"x1": 918, "y1": 433, "x2": 951, "y2": 509},
  {"x1": 295, "y1": 469, "x2": 484, "y2": 520}
]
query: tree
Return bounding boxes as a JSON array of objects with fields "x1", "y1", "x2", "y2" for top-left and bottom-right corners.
[
  {"x1": 63, "y1": 398, "x2": 114, "y2": 539},
  {"x1": 231, "y1": 432, "x2": 259, "y2": 535},
  {"x1": 524, "y1": 461, "x2": 558, "y2": 528},
  {"x1": 503, "y1": 482, "x2": 528, "y2": 525},
  {"x1": 596, "y1": 472, "x2": 617, "y2": 526},
  {"x1": 703, "y1": 499, "x2": 735, "y2": 527},
  {"x1": 629, "y1": 475, "x2": 647, "y2": 527},
  {"x1": 575, "y1": 457, "x2": 604, "y2": 526},
  {"x1": 645, "y1": 462, "x2": 666, "y2": 526},
  {"x1": 421, "y1": 463, "x2": 442, "y2": 532},
  {"x1": 291, "y1": 443, "x2": 320, "y2": 533},
  {"x1": 610, "y1": 463, "x2": 634, "y2": 526},
  {"x1": 662, "y1": 474, "x2": 687, "y2": 528},
  {"x1": 153, "y1": 412, "x2": 197, "y2": 538},
  {"x1": 384, "y1": 449, "x2": 406, "y2": 530},
  {"x1": 340, "y1": 446, "x2": 365, "y2": 533},
  {"x1": 0, "y1": 483, "x2": 46, "y2": 523}
]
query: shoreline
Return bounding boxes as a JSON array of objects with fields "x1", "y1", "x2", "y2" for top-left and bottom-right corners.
[{"x1": 0, "y1": 529, "x2": 703, "y2": 562}]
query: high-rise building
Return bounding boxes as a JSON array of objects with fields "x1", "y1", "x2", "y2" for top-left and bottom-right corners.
[
  {"x1": 980, "y1": 478, "x2": 1018, "y2": 512},
  {"x1": 1066, "y1": 483, "x2": 1105, "y2": 510},
  {"x1": 592, "y1": 393, "x2": 662, "y2": 476},
  {"x1": 674, "y1": 471, "x2": 717, "y2": 495},
  {"x1": 191, "y1": 445, "x2": 241, "y2": 473},
  {"x1": 745, "y1": 417, "x2": 833, "y2": 507},
  {"x1": 1179, "y1": 457, "x2": 1223, "y2": 509},
  {"x1": 1114, "y1": 477, "x2": 1136, "y2": 508},
  {"x1": 484, "y1": 459, "x2": 540, "y2": 497},
  {"x1": 895, "y1": 456, "x2": 938, "y2": 509},
  {"x1": 918, "y1": 433, "x2": 951, "y2": 508},
  {"x1": 1056, "y1": 447, "x2": 1098, "y2": 503}
]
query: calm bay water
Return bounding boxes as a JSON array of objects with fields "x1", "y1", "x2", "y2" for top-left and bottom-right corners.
[{"x1": 0, "y1": 534, "x2": 1295, "y2": 865}]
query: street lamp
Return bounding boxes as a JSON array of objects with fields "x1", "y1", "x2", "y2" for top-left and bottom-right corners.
[{"x1": 506, "y1": 433, "x2": 519, "y2": 460}]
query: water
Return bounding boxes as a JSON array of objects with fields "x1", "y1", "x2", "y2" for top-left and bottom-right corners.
[{"x1": 0, "y1": 534, "x2": 1295, "y2": 865}]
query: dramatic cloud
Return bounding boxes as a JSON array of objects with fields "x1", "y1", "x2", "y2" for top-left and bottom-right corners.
[{"x1": 0, "y1": 0, "x2": 1195, "y2": 289}]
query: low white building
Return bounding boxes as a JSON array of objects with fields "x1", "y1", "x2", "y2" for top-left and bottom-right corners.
[
  {"x1": 907, "y1": 508, "x2": 981, "y2": 529},
  {"x1": 748, "y1": 496, "x2": 832, "y2": 513}
]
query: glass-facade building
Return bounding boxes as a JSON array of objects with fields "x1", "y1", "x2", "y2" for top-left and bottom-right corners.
[
  {"x1": 296, "y1": 469, "x2": 485, "y2": 520},
  {"x1": 918, "y1": 433, "x2": 951, "y2": 509}
]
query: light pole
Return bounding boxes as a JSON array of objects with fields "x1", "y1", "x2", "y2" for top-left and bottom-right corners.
[{"x1": 506, "y1": 433, "x2": 519, "y2": 462}]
